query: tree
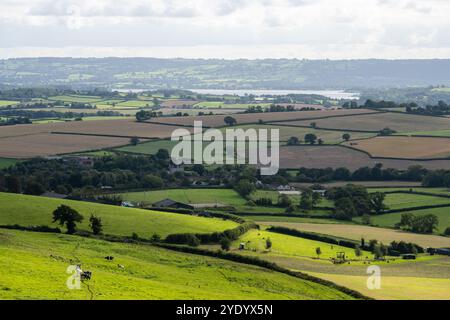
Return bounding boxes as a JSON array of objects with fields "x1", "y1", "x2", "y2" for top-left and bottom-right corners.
[
  {"x1": 265, "y1": 238, "x2": 272, "y2": 250},
  {"x1": 89, "y1": 214, "x2": 103, "y2": 235},
  {"x1": 24, "y1": 181, "x2": 45, "y2": 195},
  {"x1": 333, "y1": 197, "x2": 356, "y2": 220},
  {"x1": 315, "y1": 247, "x2": 322, "y2": 258},
  {"x1": 318, "y1": 138, "x2": 324, "y2": 145},
  {"x1": 342, "y1": 133, "x2": 351, "y2": 141},
  {"x1": 136, "y1": 110, "x2": 152, "y2": 122},
  {"x1": 52, "y1": 205, "x2": 84, "y2": 234},
  {"x1": 370, "y1": 192, "x2": 387, "y2": 214},
  {"x1": 304, "y1": 133, "x2": 317, "y2": 145},
  {"x1": 234, "y1": 179, "x2": 255, "y2": 198},
  {"x1": 287, "y1": 136, "x2": 300, "y2": 145},
  {"x1": 354, "y1": 245, "x2": 362, "y2": 259},
  {"x1": 143, "y1": 174, "x2": 164, "y2": 188},
  {"x1": 361, "y1": 214, "x2": 372, "y2": 225},
  {"x1": 278, "y1": 194, "x2": 292, "y2": 207},
  {"x1": 312, "y1": 192, "x2": 322, "y2": 206},
  {"x1": 130, "y1": 136, "x2": 140, "y2": 145},
  {"x1": 220, "y1": 238, "x2": 231, "y2": 251},
  {"x1": 224, "y1": 116, "x2": 237, "y2": 126},
  {"x1": 310, "y1": 122, "x2": 317, "y2": 129},
  {"x1": 299, "y1": 190, "x2": 313, "y2": 211},
  {"x1": 444, "y1": 227, "x2": 450, "y2": 236}
]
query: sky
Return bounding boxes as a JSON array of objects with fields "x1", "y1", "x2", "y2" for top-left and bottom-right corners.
[{"x1": 0, "y1": 0, "x2": 449, "y2": 59}]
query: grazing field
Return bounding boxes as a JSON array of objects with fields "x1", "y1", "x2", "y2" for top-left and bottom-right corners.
[
  {"x1": 150, "y1": 109, "x2": 376, "y2": 128},
  {"x1": 368, "y1": 187, "x2": 450, "y2": 196},
  {"x1": 247, "y1": 215, "x2": 347, "y2": 224},
  {"x1": 356, "y1": 206, "x2": 450, "y2": 234},
  {"x1": 257, "y1": 222, "x2": 450, "y2": 248},
  {"x1": 291, "y1": 181, "x2": 423, "y2": 188},
  {"x1": 48, "y1": 95, "x2": 104, "y2": 103},
  {"x1": 161, "y1": 99, "x2": 198, "y2": 107},
  {"x1": 116, "y1": 100, "x2": 154, "y2": 108},
  {"x1": 116, "y1": 140, "x2": 176, "y2": 155},
  {"x1": 193, "y1": 102, "x2": 270, "y2": 109},
  {"x1": 0, "y1": 193, "x2": 238, "y2": 237},
  {"x1": 399, "y1": 130, "x2": 450, "y2": 137},
  {"x1": 309, "y1": 272, "x2": 450, "y2": 300},
  {"x1": 344, "y1": 136, "x2": 450, "y2": 159},
  {"x1": 0, "y1": 229, "x2": 354, "y2": 300},
  {"x1": 282, "y1": 112, "x2": 450, "y2": 133},
  {"x1": 0, "y1": 100, "x2": 19, "y2": 107},
  {"x1": 220, "y1": 124, "x2": 375, "y2": 144},
  {"x1": 119, "y1": 188, "x2": 248, "y2": 207},
  {"x1": 0, "y1": 133, "x2": 130, "y2": 158},
  {"x1": 233, "y1": 230, "x2": 369, "y2": 260},
  {"x1": 279, "y1": 145, "x2": 450, "y2": 170},
  {"x1": 383, "y1": 193, "x2": 450, "y2": 210}
]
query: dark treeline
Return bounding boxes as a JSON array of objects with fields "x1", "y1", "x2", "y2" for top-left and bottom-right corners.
[
  {"x1": 0, "y1": 109, "x2": 122, "y2": 120},
  {"x1": 344, "y1": 99, "x2": 450, "y2": 116}
]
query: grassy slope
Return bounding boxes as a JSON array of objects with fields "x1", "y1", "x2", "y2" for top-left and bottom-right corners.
[
  {"x1": 0, "y1": 193, "x2": 237, "y2": 237},
  {"x1": 0, "y1": 158, "x2": 20, "y2": 169},
  {"x1": 0, "y1": 229, "x2": 354, "y2": 300}
]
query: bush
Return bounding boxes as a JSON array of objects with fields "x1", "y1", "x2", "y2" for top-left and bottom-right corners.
[
  {"x1": 444, "y1": 227, "x2": 450, "y2": 236},
  {"x1": 165, "y1": 233, "x2": 201, "y2": 247}
]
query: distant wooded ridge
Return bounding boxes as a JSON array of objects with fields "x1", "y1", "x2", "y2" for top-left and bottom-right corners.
[{"x1": 1, "y1": 58, "x2": 450, "y2": 90}]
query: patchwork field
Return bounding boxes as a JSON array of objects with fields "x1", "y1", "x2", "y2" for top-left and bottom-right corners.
[
  {"x1": 0, "y1": 193, "x2": 238, "y2": 237},
  {"x1": 48, "y1": 95, "x2": 104, "y2": 103},
  {"x1": 256, "y1": 222, "x2": 450, "y2": 248},
  {"x1": 356, "y1": 206, "x2": 450, "y2": 234},
  {"x1": 0, "y1": 100, "x2": 19, "y2": 107},
  {"x1": 282, "y1": 112, "x2": 450, "y2": 133},
  {"x1": 220, "y1": 124, "x2": 375, "y2": 143},
  {"x1": 399, "y1": 129, "x2": 450, "y2": 137},
  {"x1": 0, "y1": 229, "x2": 354, "y2": 300},
  {"x1": 0, "y1": 133, "x2": 130, "y2": 158},
  {"x1": 383, "y1": 193, "x2": 450, "y2": 210},
  {"x1": 345, "y1": 136, "x2": 450, "y2": 159},
  {"x1": 279, "y1": 145, "x2": 450, "y2": 170},
  {"x1": 149, "y1": 109, "x2": 376, "y2": 128}
]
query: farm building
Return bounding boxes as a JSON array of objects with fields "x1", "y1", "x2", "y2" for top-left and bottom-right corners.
[{"x1": 152, "y1": 198, "x2": 195, "y2": 210}]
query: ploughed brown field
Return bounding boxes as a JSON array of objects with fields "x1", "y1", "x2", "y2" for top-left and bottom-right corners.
[
  {"x1": 0, "y1": 133, "x2": 130, "y2": 158},
  {"x1": 161, "y1": 99, "x2": 198, "y2": 107},
  {"x1": 0, "y1": 119, "x2": 191, "y2": 139},
  {"x1": 280, "y1": 112, "x2": 450, "y2": 133},
  {"x1": 256, "y1": 222, "x2": 450, "y2": 248},
  {"x1": 279, "y1": 145, "x2": 450, "y2": 170},
  {"x1": 344, "y1": 136, "x2": 450, "y2": 159},
  {"x1": 149, "y1": 109, "x2": 377, "y2": 127}
]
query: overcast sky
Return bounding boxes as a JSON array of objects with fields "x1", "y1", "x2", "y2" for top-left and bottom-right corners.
[{"x1": 1, "y1": 0, "x2": 449, "y2": 59}]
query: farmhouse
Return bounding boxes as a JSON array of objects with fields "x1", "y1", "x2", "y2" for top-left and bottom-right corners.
[{"x1": 153, "y1": 198, "x2": 195, "y2": 210}]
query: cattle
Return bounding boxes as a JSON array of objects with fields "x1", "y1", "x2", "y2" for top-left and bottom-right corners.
[
  {"x1": 80, "y1": 271, "x2": 92, "y2": 280},
  {"x1": 117, "y1": 264, "x2": 125, "y2": 270},
  {"x1": 104, "y1": 256, "x2": 114, "y2": 261}
]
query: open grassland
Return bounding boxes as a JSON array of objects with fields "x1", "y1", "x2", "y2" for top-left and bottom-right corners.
[
  {"x1": 150, "y1": 109, "x2": 376, "y2": 128},
  {"x1": 383, "y1": 193, "x2": 450, "y2": 210},
  {"x1": 48, "y1": 95, "x2": 104, "y2": 103},
  {"x1": 233, "y1": 230, "x2": 369, "y2": 261},
  {"x1": 0, "y1": 229, "x2": 354, "y2": 300},
  {"x1": 399, "y1": 129, "x2": 450, "y2": 137},
  {"x1": 291, "y1": 181, "x2": 423, "y2": 188},
  {"x1": 279, "y1": 145, "x2": 450, "y2": 170},
  {"x1": 250, "y1": 190, "x2": 334, "y2": 209},
  {"x1": 282, "y1": 112, "x2": 450, "y2": 133},
  {"x1": 0, "y1": 193, "x2": 237, "y2": 237},
  {"x1": 161, "y1": 99, "x2": 198, "y2": 107},
  {"x1": 116, "y1": 100, "x2": 154, "y2": 108},
  {"x1": 356, "y1": 207, "x2": 450, "y2": 234},
  {"x1": 308, "y1": 272, "x2": 450, "y2": 300},
  {"x1": 220, "y1": 124, "x2": 375, "y2": 144},
  {"x1": 247, "y1": 215, "x2": 347, "y2": 224},
  {"x1": 0, "y1": 100, "x2": 19, "y2": 107},
  {"x1": 368, "y1": 187, "x2": 450, "y2": 196},
  {"x1": 119, "y1": 188, "x2": 248, "y2": 207},
  {"x1": 344, "y1": 136, "x2": 450, "y2": 159},
  {"x1": 193, "y1": 102, "x2": 270, "y2": 109},
  {"x1": 0, "y1": 133, "x2": 130, "y2": 158},
  {"x1": 115, "y1": 139, "x2": 176, "y2": 155},
  {"x1": 257, "y1": 222, "x2": 450, "y2": 248}
]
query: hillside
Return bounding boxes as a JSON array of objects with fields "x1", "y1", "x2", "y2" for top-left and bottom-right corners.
[
  {"x1": 0, "y1": 193, "x2": 237, "y2": 237},
  {"x1": 0, "y1": 228, "x2": 356, "y2": 300},
  {"x1": 1, "y1": 58, "x2": 450, "y2": 89}
]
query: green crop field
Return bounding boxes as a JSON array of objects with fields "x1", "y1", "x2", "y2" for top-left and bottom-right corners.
[
  {"x1": 368, "y1": 187, "x2": 450, "y2": 196},
  {"x1": 0, "y1": 193, "x2": 237, "y2": 238},
  {"x1": 0, "y1": 229, "x2": 354, "y2": 300},
  {"x1": 233, "y1": 229, "x2": 370, "y2": 261},
  {"x1": 383, "y1": 193, "x2": 450, "y2": 210},
  {"x1": 48, "y1": 95, "x2": 104, "y2": 103},
  {"x1": 246, "y1": 215, "x2": 348, "y2": 224},
  {"x1": 116, "y1": 100, "x2": 154, "y2": 108},
  {"x1": 357, "y1": 206, "x2": 450, "y2": 234},
  {"x1": 0, "y1": 158, "x2": 20, "y2": 169},
  {"x1": 116, "y1": 140, "x2": 176, "y2": 155},
  {"x1": 0, "y1": 100, "x2": 19, "y2": 107}
]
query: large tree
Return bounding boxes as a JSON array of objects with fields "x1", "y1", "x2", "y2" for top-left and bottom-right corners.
[{"x1": 52, "y1": 205, "x2": 84, "y2": 234}]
